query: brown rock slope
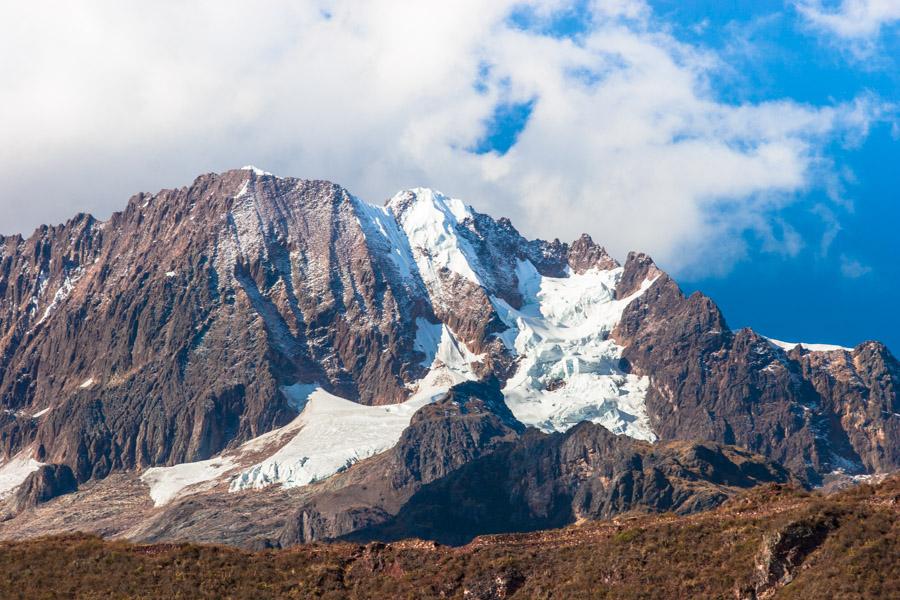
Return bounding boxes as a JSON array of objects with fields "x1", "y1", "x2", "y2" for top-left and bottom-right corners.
[{"x1": 0, "y1": 169, "x2": 598, "y2": 484}]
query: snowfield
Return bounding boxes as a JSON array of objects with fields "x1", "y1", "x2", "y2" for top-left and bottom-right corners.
[
  {"x1": 228, "y1": 388, "x2": 433, "y2": 492},
  {"x1": 142, "y1": 456, "x2": 237, "y2": 506}
]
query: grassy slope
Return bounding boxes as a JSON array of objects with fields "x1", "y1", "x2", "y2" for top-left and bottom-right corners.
[{"x1": 0, "y1": 477, "x2": 897, "y2": 599}]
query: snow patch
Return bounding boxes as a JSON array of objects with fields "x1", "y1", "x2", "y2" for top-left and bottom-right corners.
[
  {"x1": 0, "y1": 452, "x2": 44, "y2": 499},
  {"x1": 240, "y1": 165, "x2": 274, "y2": 177},
  {"x1": 164, "y1": 271, "x2": 176, "y2": 278},
  {"x1": 229, "y1": 386, "x2": 443, "y2": 491},
  {"x1": 767, "y1": 338, "x2": 852, "y2": 353},
  {"x1": 142, "y1": 456, "x2": 237, "y2": 507},
  {"x1": 79, "y1": 378, "x2": 95, "y2": 389},
  {"x1": 31, "y1": 407, "x2": 51, "y2": 418},
  {"x1": 496, "y1": 260, "x2": 657, "y2": 441},
  {"x1": 35, "y1": 267, "x2": 84, "y2": 326}
]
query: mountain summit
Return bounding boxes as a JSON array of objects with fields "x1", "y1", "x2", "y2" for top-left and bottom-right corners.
[{"x1": 0, "y1": 168, "x2": 896, "y2": 546}]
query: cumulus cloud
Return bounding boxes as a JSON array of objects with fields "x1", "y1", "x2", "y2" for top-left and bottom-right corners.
[
  {"x1": 0, "y1": 0, "x2": 886, "y2": 274},
  {"x1": 796, "y1": 0, "x2": 900, "y2": 39},
  {"x1": 840, "y1": 254, "x2": 873, "y2": 278}
]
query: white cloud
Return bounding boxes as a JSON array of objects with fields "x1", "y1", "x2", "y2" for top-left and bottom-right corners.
[
  {"x1": 796, "y1": 0, "x2": 900, "y2": 39},
  {"x1": 0, "y1": 0, "x2": 886, "y2": 275},
  {"x1": 840, "y1": 254, "x2": 873, "y2": 277}
]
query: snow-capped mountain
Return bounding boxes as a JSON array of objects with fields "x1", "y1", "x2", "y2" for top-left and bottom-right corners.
[{"x1": 0, "y1": 167, "x2": 896, "y2": 545}]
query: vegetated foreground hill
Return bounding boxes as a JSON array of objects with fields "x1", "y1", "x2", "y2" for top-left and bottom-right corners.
[{"x1": 1, "y1": 476, "x2": 897, "y2": 600}]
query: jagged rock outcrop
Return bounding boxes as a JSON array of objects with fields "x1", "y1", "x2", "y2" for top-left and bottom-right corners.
[
  {"x1": 352, "y1": 421, "x2": 792, "y2": 545},
  {"x1": 388, "y1": 379, "x2": 524, "y2": 489},
  {"x1": 278, "y1": 380, "x2": 523, "y2": 544},
  {"x1": 613, "y1": 252, "x2": 900, "y2": 483},
  {"x1": 567, "y1": 233, "x2": 619, "y2": 274},
  {"x1": 751, "y1": 513, "x2": 840, "y2": 598},
  {"x1": 9, "y1": 464, "x2": 77, "y2": 512},
  {"x1": 793, "y1": 342, "x2": 900, "y2": 474}
]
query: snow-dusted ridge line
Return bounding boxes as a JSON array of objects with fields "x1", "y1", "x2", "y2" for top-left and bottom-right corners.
[
  {"x1": 352, "y1": 196, "x2": 418, "y2": 282},
  {"x1": 767, "y1": 337, "x2": 853, "y2": 353},
  {"x1": 240, "y1": 165, "x2": 274, "y2": 177},
  {"x1": 386, "y1": 188, "x2": 485, "y2": 298}
]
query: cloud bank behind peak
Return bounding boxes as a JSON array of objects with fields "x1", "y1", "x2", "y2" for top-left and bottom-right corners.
[{"x1": 0, "y1": 0, "x2": 889, "y2": 275}]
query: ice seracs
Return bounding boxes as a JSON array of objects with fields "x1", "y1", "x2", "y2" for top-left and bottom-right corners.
[{"x1": 494, "y1": 260, "x2": 658, "y2": 441}]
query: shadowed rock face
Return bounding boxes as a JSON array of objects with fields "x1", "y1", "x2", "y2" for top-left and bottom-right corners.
[
  {"x1": 349, "y1": 421, "x2": 792, "y2": 545},
  {"x1": 9, "y1": 464, "x2": 77, "y2": 512}
]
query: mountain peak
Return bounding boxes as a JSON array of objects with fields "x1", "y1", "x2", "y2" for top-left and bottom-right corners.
[
  {"x1": 567, "y1": 233, "x2": 619, "y2": 273},
  {"x1": 239, "y1": 165, "x2": 275, "y2": 177},
  {"x1": 385, "y1": 187, "x2": 470, "y2": 221}
]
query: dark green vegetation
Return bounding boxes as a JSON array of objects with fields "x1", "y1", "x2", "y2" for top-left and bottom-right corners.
[{"x1": 1, "y1": 477, "x2": 896, "y2": 599}]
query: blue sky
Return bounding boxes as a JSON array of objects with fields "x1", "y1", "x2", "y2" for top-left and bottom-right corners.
[
  {"x1": 653, "y1": 0, "x2": 900, "y2": 350},
  {"x1": 1, "y1": 1, "x2": 897, "y2": 350}
]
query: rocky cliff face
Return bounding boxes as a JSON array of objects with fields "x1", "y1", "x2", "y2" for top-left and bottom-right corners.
[
  {"x1": 612, "y1": 253, "x2": 900, "y2": 483},
  {"x1": 0, "y1": 167, "x2": 896, "y2": 544}
]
